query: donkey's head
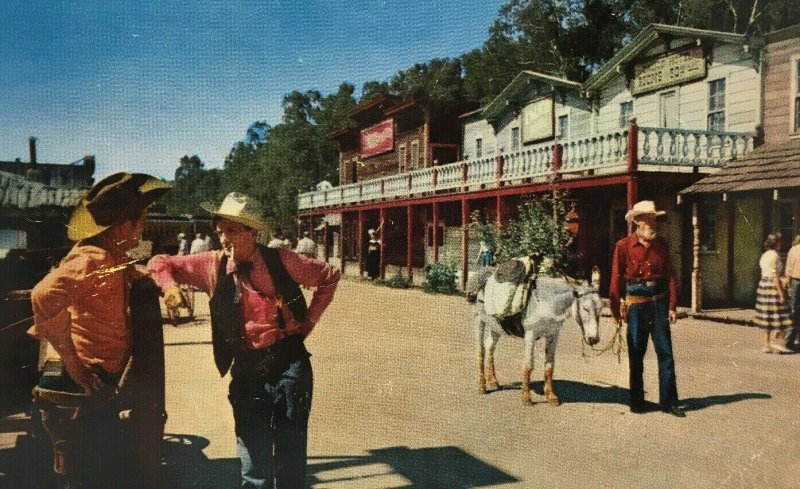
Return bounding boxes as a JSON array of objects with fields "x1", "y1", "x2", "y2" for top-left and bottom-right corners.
[{"x1": 571, "y1": 267, "x2": 602, "y2": 346}]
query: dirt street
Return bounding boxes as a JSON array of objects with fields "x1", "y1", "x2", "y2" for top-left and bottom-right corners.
[{"x1": 158, "y1": 278, "x2": 800, "y2": 489}]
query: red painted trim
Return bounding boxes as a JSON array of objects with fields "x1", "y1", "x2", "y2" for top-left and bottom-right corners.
[
  {"x1": 379, "y1": 208, "x2": 386, "y2": 280},
  {"x1": 358, "y1": 211, "x2": 364, "y2": 276},
  {"x1": 432, "y1": 202, "x2": 439, "y2": 262},
  {"x1": 298, "y1": 174, "x2": 632, "y2": 216},
  {"x1": 461, "y1": 198, "x2": 469, "y2": 290},
  {"x1": 406, "y1": 205, "x2": 413, "y2": 279}
]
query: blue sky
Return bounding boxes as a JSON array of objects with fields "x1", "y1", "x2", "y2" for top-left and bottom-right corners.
[{"x1": 0, "y1": 1, "x2": 505, "y2": 180}]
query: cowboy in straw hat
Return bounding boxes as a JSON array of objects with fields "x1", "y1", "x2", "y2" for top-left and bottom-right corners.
[
  {"x1": 146, "y1": 191, "x2": 340, "y2": 487},
  {"x1": 610, "y1": 200, "x2": 685, "y2": 417},
  {"x1": 29, "y1": 172, "x2": 170, "y2": 486}
]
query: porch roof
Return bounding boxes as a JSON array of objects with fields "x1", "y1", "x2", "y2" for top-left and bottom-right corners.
[
  {"x1": 0, "y1": 170, "x2": 86, "y2": 209},
  {"x1": 680, "y1": 139, "x2": 800, "y2": 195}
]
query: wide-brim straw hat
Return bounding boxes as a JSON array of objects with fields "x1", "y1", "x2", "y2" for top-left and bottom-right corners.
[
  {"x1": 200, "y1": 192, "x2": 268, "y2": 232},
  {"x1": 67, "y1": 172, "x2": 171, "y2": 241},
  {"x1": 625, "y1": 200, "x2": 666, "y2": 223}
]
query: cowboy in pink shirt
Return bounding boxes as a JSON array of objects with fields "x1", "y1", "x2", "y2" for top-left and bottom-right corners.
[{"x1": 147, "y1": 192, "x2": 339, "y2": 489}]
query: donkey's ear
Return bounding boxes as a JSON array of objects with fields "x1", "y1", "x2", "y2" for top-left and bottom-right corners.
[{"x1": 591, "y1": 266, "x2": 601, "y2": 288}]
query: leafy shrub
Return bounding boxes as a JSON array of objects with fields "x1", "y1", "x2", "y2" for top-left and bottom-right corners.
[
  {"x1": 384, "y1": 270, "x2": 412, "y2": 289},
  {"x1": 422, "y1": 261, "x2": 459, "y2": 294}
]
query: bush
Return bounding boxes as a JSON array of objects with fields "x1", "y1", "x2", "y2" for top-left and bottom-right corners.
[
  {"x1": 422, "y1": 262, "x2": 459, "y2": 294},
  {"x1": 384, "y1": 270, "x2": 412, "y2": 289}
]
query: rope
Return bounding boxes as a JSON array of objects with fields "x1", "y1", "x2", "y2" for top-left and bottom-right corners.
[{"x1": 580, "y1": 318, "x2": 626, "y2": 363}]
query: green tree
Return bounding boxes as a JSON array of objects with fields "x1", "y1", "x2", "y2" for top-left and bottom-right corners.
[{"x1": 360, "y1": 80, "x2": 390, "y2": 102}]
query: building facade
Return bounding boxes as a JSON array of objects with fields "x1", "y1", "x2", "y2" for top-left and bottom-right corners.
[
  {"x1": 300, "y1": 24, "x2": 763, "y2": 300},
  {"x1": 681, "y1": 24, "x2": 800, "y2": 309}
]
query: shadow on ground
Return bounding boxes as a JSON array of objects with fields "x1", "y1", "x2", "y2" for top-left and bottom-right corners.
[{"x1": 494, "y1": 380, "x2": 771, "y2": 411}]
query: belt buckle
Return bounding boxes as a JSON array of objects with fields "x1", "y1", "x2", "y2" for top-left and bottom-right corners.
[{"x1": 645, "y1": 280, "x2": 656, "y2": 287}]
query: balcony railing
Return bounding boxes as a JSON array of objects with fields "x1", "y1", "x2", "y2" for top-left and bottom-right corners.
[{"x1": 298, "y1": 125, "x2": 756, "y2": 211}]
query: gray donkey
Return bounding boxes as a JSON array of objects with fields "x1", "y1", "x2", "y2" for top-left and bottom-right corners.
[{"x1": 467, "y1": 263, "x2": 602, "y2": 406}]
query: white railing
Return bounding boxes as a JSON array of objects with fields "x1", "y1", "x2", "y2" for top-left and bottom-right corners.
[
  {"x1": 297, "y1": 126, "x2": 757, "y2": 210},
  {"x1": 639, "y1": 127, "x2": 754, "y2": 168}
]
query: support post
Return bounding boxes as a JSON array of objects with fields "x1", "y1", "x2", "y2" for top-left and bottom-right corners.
[
  {"x1": 406, "y1": 205, "x2": 413, "y2": 280},
  {"x1": 495, "y1": 155, "x2": 504, "y2": 187},
  {"x1": 691, "y1": 200, "x2": 702, "y2": 313},
  {"x1": 379, "y1": 207, "x2": 386, "y2": 280},
  {"x1": 323, "y1": 221, "x2": 330, "y2": 262},
  {"x1": 461, "y1": 198, "x2": 470, "y2": 290},
  {"x1": 626, "y1": 120, "x2": 640, "y2": 233},
  {"x1": 553, "y1": 143, "x2": 563, "y2": 180},
  {"x1": 358, "y1": 210, "x2": 364, "y2": 277},
  {"x1": 432, "y1": 202, "x2": 440, "y2": 263},
  {"x1": 496, "y1": 196, "x2": 503, "y2": 226}
]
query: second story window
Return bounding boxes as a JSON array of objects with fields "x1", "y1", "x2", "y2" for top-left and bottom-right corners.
[
  {"x1": 558, "y1": 115, "x2": 569, "y2": 140},
  {"x1": 708, "y1": 79, "x2": 726, "y2": 132},
  {"x1": 511, "y1": 127, "x2": 520, "y2": 151},
  {"x1": 398, "y1": 144, "x2": 407, "y2": 172},
  {"x1": 475, "y1": 138, "x2": 483, "y2": 158},
  {"x1": 619, "y1": 101, "x2": 634, "y2": 128}
]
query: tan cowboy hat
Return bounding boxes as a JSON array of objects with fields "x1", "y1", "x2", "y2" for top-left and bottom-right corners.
[
  {"x1": 200, "y1": 192, "x2": 268, "y2": 232},
  {"x1": 625, "y1": 200, "x2": 666, "y2": 223},
  {"x1": 67, "y1": 172, "x2": 170, "y2": 241}
]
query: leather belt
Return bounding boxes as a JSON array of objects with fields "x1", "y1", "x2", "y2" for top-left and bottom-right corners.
[
  {"x1": 626, "y1": 279, "x2": 663, "y2": 287},
  {"x1": 625, "y1": 293, "x2": 666, "y2": 305}
]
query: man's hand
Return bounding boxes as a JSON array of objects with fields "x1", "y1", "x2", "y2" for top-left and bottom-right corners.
[
  {"x1": 63, "y1": 359, "x2": 104, "y2": 394},
  {"x1": 669, "y1": 310, "x2": 678, "y2": 324},
  {"x1": 164, "y1": 286, "x2": 187, "y2": 309},
  {"x1": 619, "y1": 302, "x2": 628, "y2": 322}
]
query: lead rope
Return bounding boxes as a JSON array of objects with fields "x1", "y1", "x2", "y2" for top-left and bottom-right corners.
[{"x1": 580, "y1": 318, "x2": 626, "y2": 363}]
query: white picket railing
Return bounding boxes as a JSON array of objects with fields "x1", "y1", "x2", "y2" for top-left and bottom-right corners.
[{"x1": 298, "y1": 126, "x2": 756, "y2": 210}]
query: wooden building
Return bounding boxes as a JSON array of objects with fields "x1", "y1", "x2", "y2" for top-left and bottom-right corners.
[
  {"x1": 299, "y1": 24, "x2": 763, "y2": 298},
  {"x1": 680, "y1": 24, "x2": 800, "y2": 309}
]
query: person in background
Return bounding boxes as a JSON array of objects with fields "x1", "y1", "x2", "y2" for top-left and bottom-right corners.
[
  {"x1": 610, "y1": 200, "x2": 685, "y2": 418},
  {"x1": 268, "y1": 231, "x2": 286, "y2": 249},
  {"x1": 295, "y1": 231, "x2": 317, "y2": 259},
  {"x1": 477, "y1": 239, "x2": 493, "y2": 267},
  {"x1": 177, "y1": 232, "x2": 190, "y2": 256},
  {"x1": 755, "y1": 232, "x2": 793, "y2": 353},
  {"x1": 147, "y1": 192, "x2": 340, "y2": 489},
  {"x1": 190, "y1": 232, "x2": 211, "y2": 254},
  {"x1": 29, "y1": 172, "x2": 170, "y2": 488},
  {"x1": 784, "y1": 234, "x2": 800, "y2": 350},
  {"x1": 365, "y1": 228, "x2": 381, "y2": 280}
]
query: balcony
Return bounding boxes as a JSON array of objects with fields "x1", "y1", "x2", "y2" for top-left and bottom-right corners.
[{"x1": 298, "y1": 125, "x2": 756, "y2": 211}]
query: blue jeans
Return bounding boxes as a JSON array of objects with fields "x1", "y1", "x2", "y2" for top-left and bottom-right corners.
[
  {"x1": 787, "y1": 278, "x2": 800, "y2": 347},
  {"x1": 478, "y1": 251, "x2": 492, "y2": 267},
  {"x1": 626, "y1": 288, "x2": 679, "y2": 409},
  {"x1": 229, "y1": 355, "x2": 313, "y2": 489}
]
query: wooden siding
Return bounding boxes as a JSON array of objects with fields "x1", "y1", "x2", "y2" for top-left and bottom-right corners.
[{"x1": 763, "y1": 36, "x2": 800, "y2": 143}]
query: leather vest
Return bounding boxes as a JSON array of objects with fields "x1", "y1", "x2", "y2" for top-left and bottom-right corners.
[{"x1": 209, "y1": 245, "x2": 308, "y2": 376}]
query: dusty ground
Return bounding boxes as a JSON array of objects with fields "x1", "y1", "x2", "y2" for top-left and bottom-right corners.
[{"x1": 3, "y1": 278, "x2": 800, "y2": 488}]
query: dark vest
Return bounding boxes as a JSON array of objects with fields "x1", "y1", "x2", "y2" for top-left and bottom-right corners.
[{"x1": 209, "y1": 245, "x2": 308, "y2": 376}]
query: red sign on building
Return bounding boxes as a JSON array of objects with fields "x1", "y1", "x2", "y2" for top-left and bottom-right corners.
[{"x1": 360, "y1": 119, "x2": 394, "y2": 158}]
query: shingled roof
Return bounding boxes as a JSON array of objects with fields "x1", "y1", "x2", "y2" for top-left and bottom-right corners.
[
  {"x1": 0, "y1": 170, "x2": 86, "y2": 209},
  {"x1": 680, "y1": 139, "x2": 800, "y2": 194}
]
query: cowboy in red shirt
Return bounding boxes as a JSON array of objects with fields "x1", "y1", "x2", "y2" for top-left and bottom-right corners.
[{"x1": 610, "y1": 200, "x2": 685, "y2": 418}]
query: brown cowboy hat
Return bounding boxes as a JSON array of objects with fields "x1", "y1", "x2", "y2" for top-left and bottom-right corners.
[
  {"x1": 67, "y1": 172, "x2": 171, "y2": 241},
  {"x1": 200, "y1": 192, "x2": 269, "y2": 232}
]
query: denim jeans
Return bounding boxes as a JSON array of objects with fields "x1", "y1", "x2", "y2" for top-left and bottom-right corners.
[
  {"x1": 229, "y1": 355, "x2": 313, "y2": 489},
  {"x1": 625, "y1": 287, "x2": 679, "y2": 409},
  {"x1": 786, "y1": 278, "x2": 800, "y2": 347}
]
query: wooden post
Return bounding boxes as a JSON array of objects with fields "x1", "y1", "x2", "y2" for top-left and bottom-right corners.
[
  {"x1": 691, "y1": 200, "x2": 702, "y2": 313},
  {"x1": 496, "y1": 195, "x2": 503, "y2": 226},
  {"x1": 626, "y1": 119, "x2": 640, "y2": 233},
  {"x1": 432, "y1": 202, "x2": 440, "y2": 263},
  {"x1": 358, "y1": 210, "x2": 364, "y2": 277},
  {"x1": 553, "y1": 142, "x2": 563, "y2": 180},
  {"x1": 423, "y1": 107, "x2": 431, "y2": 168},
  {"x1": 406, "y1": 205, "x2": 413, "y2": 280},
  {"x1": 462, "y1": 161, "x2": 468, "y2": 191},
  {"x1": 461, "y1": 198, "x2": 470, "y2": 290},
  {"x1": 339, "y1": 213, "x2": 345, "y2": 275},
  {"x1": 726, "y1": 197, "x2": 735, "y2": 303},
  {"x1": 323, "y1": 221, "x2": 330, "y2": 262},
  {"x1": 495, "y1": 155, "x2": 504, "y2": 186},
  {"x1": 379, "y1": 207, "x2": 386, "y2": 280}
]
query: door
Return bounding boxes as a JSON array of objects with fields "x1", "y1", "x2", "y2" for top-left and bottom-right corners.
[{"x1": 659, "y1": 91, "x2": 679, "y2": 128}]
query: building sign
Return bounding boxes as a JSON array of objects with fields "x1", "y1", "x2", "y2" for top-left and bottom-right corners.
[
  {"x1": 360, "y1": 119, "x2": 394, "y2": 158},
  {"x1": 521, "y1": 98, "x2": 554, "y2": 143},
  {"x1": 631, "y1": 46, "x2": 706, "y2": 95}
]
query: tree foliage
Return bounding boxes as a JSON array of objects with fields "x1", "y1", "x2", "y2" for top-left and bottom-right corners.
[{"x1": 165, "y1": 0, "x2": 797, "y2": 237}]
